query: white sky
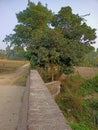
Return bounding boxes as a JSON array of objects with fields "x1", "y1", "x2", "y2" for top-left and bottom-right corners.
[{"x1": 0, "y1": 0, "x2": 98, "y2": 50}]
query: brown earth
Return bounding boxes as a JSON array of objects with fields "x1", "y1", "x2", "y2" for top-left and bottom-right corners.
[
  {"x1": 0, "y1": 63, "x2": 29, "y2": 130},
  {"x1": 74, "y1": 66, "x2": 98, "y2": 79}
]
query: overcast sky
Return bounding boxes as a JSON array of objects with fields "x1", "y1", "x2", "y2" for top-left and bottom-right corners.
[{"x1": 0, "y1": 0, "x2": 98, "y2": 50}]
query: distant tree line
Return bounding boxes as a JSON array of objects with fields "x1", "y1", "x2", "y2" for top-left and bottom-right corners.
[{"x1": 0, "y1": 45, "x2": 26, "y2": 60}]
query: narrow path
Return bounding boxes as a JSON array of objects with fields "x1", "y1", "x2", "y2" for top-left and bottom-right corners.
[{"x1": 0, "y1": 63, "x2": 29, "y2": 130}]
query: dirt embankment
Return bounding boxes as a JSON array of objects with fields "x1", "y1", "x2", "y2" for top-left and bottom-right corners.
[{"x1": 74, "y1": 66, "x2": 98, "y2": 79}]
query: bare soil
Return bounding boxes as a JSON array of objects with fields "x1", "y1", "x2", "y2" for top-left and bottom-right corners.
[
  {"x1": 0, "y1": 63, "x2": 29, "y2": 130},
  {"x1": 74, "y1": 66, "x2": 98, "y2": 79}
]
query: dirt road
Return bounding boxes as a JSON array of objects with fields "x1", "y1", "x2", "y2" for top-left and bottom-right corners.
[{"x1": 0, "y1": 63, "x2": 29, "y2": 130}]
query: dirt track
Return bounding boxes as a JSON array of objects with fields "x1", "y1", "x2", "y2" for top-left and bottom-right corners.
[{"x1": 0, "y1": 63, "x2": 29, "y2": 130}]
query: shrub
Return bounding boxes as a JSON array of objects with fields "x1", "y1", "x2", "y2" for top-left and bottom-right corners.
[{"x1": 63, "y1": 67, "x2": 74, "y2": 74}]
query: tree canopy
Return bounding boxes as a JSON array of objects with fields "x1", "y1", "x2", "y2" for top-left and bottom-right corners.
[
  {"x1": 4, "y1": 2, "x2": 96, "y2": 72},
  {"x1": 52, "y1": 6, "x2": 96, "y2": 44}
]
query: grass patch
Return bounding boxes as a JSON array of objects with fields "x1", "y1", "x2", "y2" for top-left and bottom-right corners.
[{"x1": 77, "y1": 74, "x2": 98, "y2": 96}]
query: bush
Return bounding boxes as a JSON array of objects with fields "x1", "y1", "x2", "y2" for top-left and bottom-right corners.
[{"x1": 63, "y1": 67, "x2": 74, "y2": 74}]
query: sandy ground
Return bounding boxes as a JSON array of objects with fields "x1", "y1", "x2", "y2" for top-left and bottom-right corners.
[{"x1": 0, "y1": 63, "x2": 29, "y2": 130}]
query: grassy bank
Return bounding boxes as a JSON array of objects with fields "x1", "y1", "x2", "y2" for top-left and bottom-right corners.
[{"x1": 56, "y1": 74, "x2": 98, "y2": 130}]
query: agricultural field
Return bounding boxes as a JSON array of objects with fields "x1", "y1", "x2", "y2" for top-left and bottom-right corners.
[{"x1": 0, "y1": 59, "x2": 29, "y2": 74}]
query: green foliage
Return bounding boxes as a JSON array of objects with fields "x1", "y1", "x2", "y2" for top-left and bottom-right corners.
[
  {"x1": 70, "y1": 122, "x2": 90, "y2": 130},
  {"x1": 51, "y1": 6, "x2": 96, "y2": 66},
  {"x1": 6, "y1": 46, "x2": 26, "y2": 60},
  {"x1": 63, "y1": 67, "x2": 74, "y2": 74},
  {"x1": 90, "y1": 100, "x2": 98, "y2": 110},
  {"x1": 4, "y1": 2, "x2": 52, "y2": 47},
  {"x1": 78, "y1": 75, "x2": 98, "y2": 96},
  {"x1": 79, "y1": 49, "x2": 98, "y2": 67},
  {"x1": 52, "y1": 6, "x2": 96, "y2": 45},
  {"x1": 3, "y1": 2, "x2": 96, "y2": 70},
  {"x1": 16, "y1": 2, "x2": 52, "y2": 29}
]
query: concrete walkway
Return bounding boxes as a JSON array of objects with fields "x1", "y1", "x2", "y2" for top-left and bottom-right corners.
[{"x1": 27, "y1": 70, "x2": 72, "y2": 130}]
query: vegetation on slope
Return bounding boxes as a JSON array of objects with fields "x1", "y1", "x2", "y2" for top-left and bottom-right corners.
[{"x1": 56, "y1": 74, "x2": 98, "y2": 130}]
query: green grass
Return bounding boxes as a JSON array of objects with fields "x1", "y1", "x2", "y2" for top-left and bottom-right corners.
[
  {"x1": 69, "y1": 122, "x2": 90, "y2": 130},
  {"x1": 77, "y1": 75, "x2": 98, "y2": 96}
]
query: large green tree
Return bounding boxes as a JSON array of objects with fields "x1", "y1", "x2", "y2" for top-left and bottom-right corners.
[{"x1": 4, "y1": 2, "x2": 96, "y2": 75}]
